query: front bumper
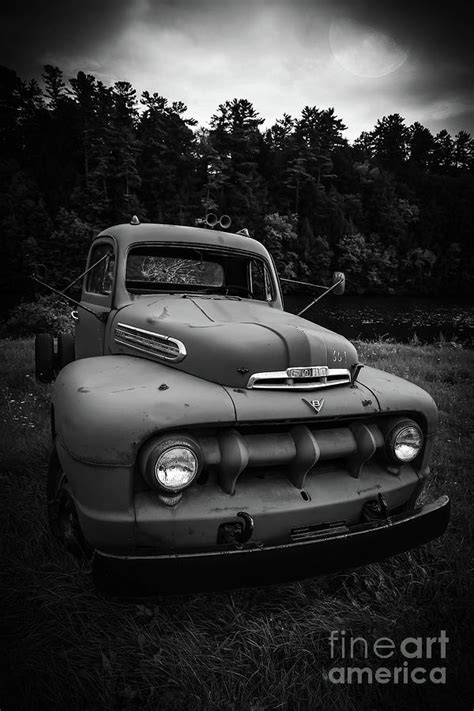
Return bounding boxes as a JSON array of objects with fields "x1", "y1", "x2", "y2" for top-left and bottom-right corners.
[{"x1": 92, "y1": 495, "x2": 450, "y2": 595}]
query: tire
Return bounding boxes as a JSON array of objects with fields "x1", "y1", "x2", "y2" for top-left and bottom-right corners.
[
  {"x1": 57, "y1": 332, "x2": 75, "y2": 372},
  {"x1": 35, "y1": 333, "x2": 55, "y2": 383},
  {"x1": 47, "y1": 443, "x2": 90, "y2": 558}
]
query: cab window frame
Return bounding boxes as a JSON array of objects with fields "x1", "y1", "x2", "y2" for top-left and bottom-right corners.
[
  {"x1": 124, "y1": 241, "x2": 277, "y2": 303},
  {"x1": 82, "y1": 238, "x2": 117, "y2": 305},
  {"x1": 248, "y1": 257, "x2": 275, "y2": 303}
]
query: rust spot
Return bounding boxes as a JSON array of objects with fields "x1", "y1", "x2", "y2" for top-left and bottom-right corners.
[
  {"x1": 357, "y1": 484, "x2": 381, "y2": 495},
  {"x1": 157, "y1": 307, "x2": 169, "y2": 320},
  {"x1": 146, "y1": 307, "x2": 169, "y2": 323},
  {"x1": 158, "y1": 383, "x2": 169, "y2": 391},
  {"x1": 362, "y1": 399, "x2": 373, "y2": 407},
  {"x1": 77, "y1": 387, "x2": 89, "y2": 393},
  {"x1": 184, "y1": 403, "x2": 190, "y2": 407}
]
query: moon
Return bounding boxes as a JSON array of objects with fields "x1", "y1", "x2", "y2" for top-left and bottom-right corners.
[{"x1": 329, "y1": 19, "x2": 408, "y2": 78}]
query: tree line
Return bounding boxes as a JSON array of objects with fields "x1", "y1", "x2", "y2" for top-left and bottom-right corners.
[{"x1": 1, "y1": 63, "x2": 473, "y2": 304}]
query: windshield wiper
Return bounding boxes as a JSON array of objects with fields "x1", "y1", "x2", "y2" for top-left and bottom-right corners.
[{"x1": 180, "y1": 293, "x2": 242, "y2": 301}]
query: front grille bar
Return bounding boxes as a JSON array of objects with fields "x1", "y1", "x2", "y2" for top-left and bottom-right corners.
[{"x1": 197, "y1": 423, "x2": 384, "y2": 494}]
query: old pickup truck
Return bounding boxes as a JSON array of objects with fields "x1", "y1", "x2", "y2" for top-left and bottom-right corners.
[{"x1": 35, "y1": 218, "x2": 449, "y2": 593}]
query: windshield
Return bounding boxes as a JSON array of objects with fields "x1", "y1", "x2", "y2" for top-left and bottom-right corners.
[{"x1": 126, "y1": 245, "x2": 275, "y2": 302}]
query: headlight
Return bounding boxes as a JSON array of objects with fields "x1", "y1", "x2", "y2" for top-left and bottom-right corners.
[
  {"x1": 139, "y1": 434, "x2": 202, "y2": 499},
  {"x1": 155, "y1": 446, "x2": 198, "y2": 491},
  {"x1": 387, "y1": 420, "x2": 423, "y2": 463}
]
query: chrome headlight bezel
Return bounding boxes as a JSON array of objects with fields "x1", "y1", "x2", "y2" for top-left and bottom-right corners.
[
  {"x1": 139, "y1": 434, "x2": 202, "y2": 497},
  {"x1": 155, "y1": 445, "x2": 199, "y2": 492},
  {"x1": 386, "y1": 419, "x2": 424, "y2": 464}
]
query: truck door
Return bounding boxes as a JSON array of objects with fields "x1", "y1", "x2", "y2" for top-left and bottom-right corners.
[{"x1": 75, "y1": 239, "x2": 116, "y2": 359}]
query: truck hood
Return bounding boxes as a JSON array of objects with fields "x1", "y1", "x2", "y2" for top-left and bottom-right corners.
[{"x1": 109, "y1": 295, "x2": 358, "y2": 389}]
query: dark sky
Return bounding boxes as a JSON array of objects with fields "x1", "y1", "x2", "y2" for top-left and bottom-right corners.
[{"x1": 1, "y1": 0, "x2": 472, "y2": 140}]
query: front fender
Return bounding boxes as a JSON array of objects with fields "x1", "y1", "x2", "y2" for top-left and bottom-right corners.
[
  {"x1": 358, "y1": 365, "x2": 438, "y2": 474},
  {"x1": 52, "y1": 355, "x2": 236, "y2": 465},
  {"x1": 358, "y1": 366, "x2": 438, "y2": 434}
]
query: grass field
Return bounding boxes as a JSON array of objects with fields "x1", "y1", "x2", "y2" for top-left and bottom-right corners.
[{"x1": 1, "y1": 338, "x2": 473, "y2": 710}]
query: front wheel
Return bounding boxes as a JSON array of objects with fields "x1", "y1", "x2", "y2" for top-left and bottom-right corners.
[{"x1": 47, "y1": 444, "x2": 89, "y2": 557}]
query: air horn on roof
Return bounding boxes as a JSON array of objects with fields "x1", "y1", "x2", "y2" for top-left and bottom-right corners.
[{"x1": 204, "y1": 213, "x2": 232, "y2": 229}]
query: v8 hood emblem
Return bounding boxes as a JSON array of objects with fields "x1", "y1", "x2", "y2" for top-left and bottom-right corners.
[{"x1": 304, "y1": 398, "x2": 325, "y2": 414}]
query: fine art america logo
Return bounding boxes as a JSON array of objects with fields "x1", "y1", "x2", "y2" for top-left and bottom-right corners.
[{"x1": 325, "y1": 630, "x2": 449, "y2": 685}]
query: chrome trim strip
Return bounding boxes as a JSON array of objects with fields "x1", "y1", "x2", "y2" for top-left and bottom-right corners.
[
  {"x1": 115, "y1": 322, "x2": 186, "y2": 362},
  {"x1": 247, "y1": 367, "x2": 351, "y2": 390}
]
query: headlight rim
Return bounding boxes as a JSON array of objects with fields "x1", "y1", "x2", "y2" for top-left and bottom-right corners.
[
  {"x1": 385, "y1": 418, "x2": 424, "y2": 464},
  {"x1": 139, "y1": 433, "x2": 202, "y2": 494}
]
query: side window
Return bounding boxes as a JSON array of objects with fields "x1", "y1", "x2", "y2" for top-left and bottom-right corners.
[
  {"x1": 249, "y1": 259, "x2": 274, "y2": 302},
  {"x1": 85, "y1": 243, "x2": 115, "y2": 295}
]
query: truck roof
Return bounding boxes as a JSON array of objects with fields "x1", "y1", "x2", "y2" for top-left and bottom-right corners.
[{"x1": 95, "y1": 222, "x2": 269, "y2": 258}]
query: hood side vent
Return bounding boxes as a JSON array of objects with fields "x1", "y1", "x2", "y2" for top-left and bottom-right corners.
[{"x1": 115, "y1": 323, "x2": 186, "y2": 362}]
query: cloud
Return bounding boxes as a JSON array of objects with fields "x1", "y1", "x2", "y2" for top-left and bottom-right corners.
[
  {"x1": 0, "y1": 0, "x2": 132, "y2": 75},
  {"x1": 1, "y1": 0, "x2": 472, "y2": 140}
]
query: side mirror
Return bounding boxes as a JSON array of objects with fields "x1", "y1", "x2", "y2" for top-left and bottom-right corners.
[{"x1": 332, "y1": 271, "x2": 345, "y2": 295}]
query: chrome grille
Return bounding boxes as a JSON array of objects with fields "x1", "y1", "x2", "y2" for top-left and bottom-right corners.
[{"x1": 247, "y1": 366, "x2": 351, "y2": 390}]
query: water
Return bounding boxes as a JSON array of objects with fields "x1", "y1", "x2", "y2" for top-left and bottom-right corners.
[
  {"x1": 284, "y1": 295, "x2": 474, "y2": 346},
  {"x1": 2, "y1": 290, "x2": 473, "y2": 346}
]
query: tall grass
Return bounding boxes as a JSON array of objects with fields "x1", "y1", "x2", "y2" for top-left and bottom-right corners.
[{"x1": 1, "y1": 338, "x2": 473, "y2": 710}]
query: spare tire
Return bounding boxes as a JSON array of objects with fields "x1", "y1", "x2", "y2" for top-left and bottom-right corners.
[
  {"x1": 57, "y1": 332, "x2": 75, "y2": 371},
  {"x1": 35, "y1": 333, "x2": 55, "y2": 383}
]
